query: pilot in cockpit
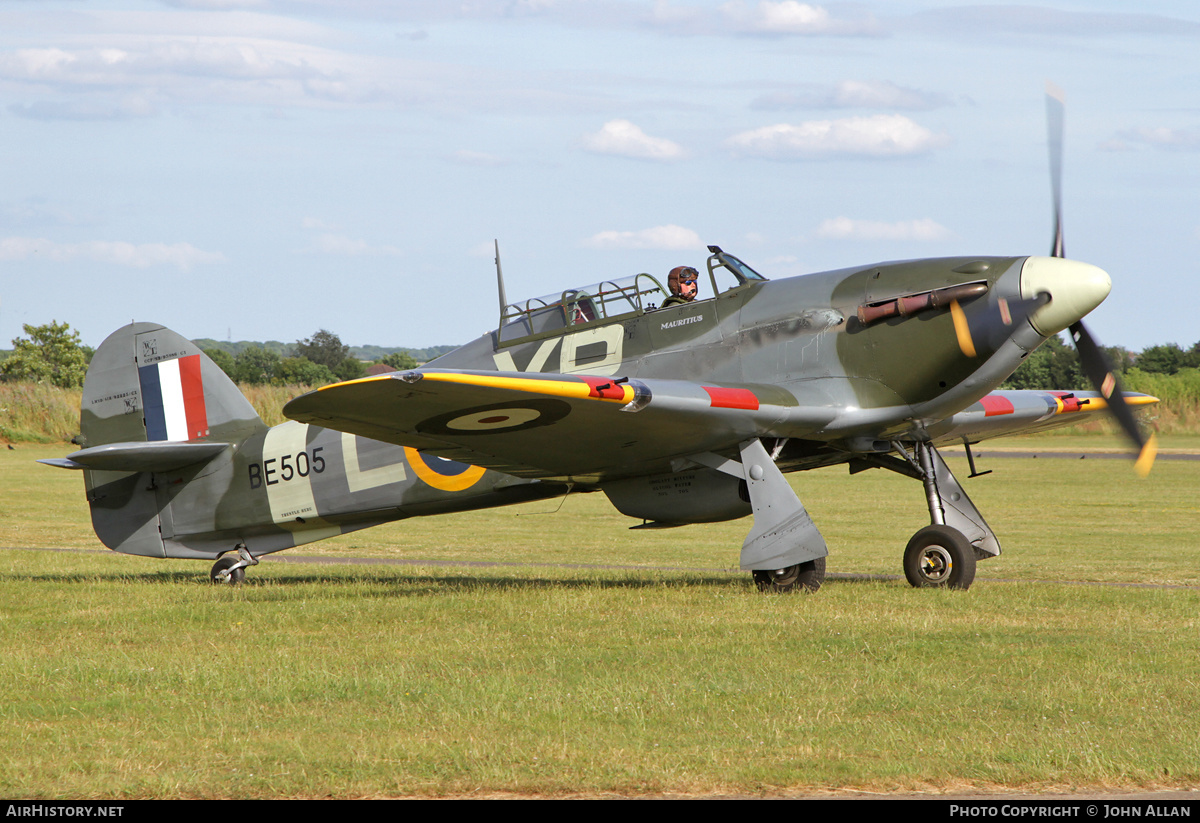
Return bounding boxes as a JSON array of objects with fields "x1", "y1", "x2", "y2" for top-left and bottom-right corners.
[{"x1": 661, "y1": 266, "x2": 699, "y2": 307}]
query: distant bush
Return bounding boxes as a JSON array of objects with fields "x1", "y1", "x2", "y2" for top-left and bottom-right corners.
[
  {"x1": 376, "y1": 351, "x2": 418, "y2": 370},
  {"x1": 1122, "y1": 368, "x2": 1200, "y2": 434},
  {"x1": 0, "y1": 382, "x2": 316, "y2": 443},
  {"x1": 0, "y1": 322, "x2": 92, "y2": 389},
  {"x1": 0, "y1": 383, "x2": 83, "y2": 443},
  {"x1": 237, "y1": 384, "x2": 318, "y2": 427}
]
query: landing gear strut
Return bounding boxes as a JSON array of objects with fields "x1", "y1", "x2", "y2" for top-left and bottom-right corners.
[
  {"x1": 892, "y1": 439, "x2": 999, "y2": 591},
  {"x1": 210, "y1": 544, "x2": 257, "y2": 585}
]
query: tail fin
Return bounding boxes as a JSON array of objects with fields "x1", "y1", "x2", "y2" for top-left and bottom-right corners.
[
  {"x1": 80, "y1": 322, "x2": 263, "y2": 449},
  {"x1": 49, "y1": 323, "x2": 266, "y2": 558}
]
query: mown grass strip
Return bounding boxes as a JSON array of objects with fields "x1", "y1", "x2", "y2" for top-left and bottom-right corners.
[
  {"x1": 0, "y1": 556, "x2": 1196, "y2": 797},
  {"x1": 1, "y1": 443, "x2": 1198, "y2": 797}
]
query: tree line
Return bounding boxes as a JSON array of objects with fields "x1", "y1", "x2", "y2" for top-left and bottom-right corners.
[
  {"x1": 3, "y1": 320, "x2": 1199, "y2": 391},
  {"x1": 1000, "y1": 336, "x2": 1200, "y2": 390},
  {"x1": 0, "y1": 322, "x2": 421, "y2": 388},
  {"x1": 200, "y1": 329, "x2": 419, "y2": 386}
]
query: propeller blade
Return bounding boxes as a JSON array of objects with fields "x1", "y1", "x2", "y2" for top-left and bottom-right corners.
[
  {"x1": 952, "y1": 292, "x2": 1050, "y2": 358},
  {"x1": 949, "y1": 300, "x2": 975, "y2": 357},
  {"x1": 1046, "y1": 81, "x2": 1066, "y2": 258},
  {"x1": 1069, "y1": 321, "x2": 1157, "y2": 476},
  {"x1": 1044, "y1": 82, "x2": 1154, "y2": 474}
]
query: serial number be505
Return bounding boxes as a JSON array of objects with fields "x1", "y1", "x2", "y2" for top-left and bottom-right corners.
[{"x1": 248, "y1": 447, "x2": 326, "y2": 489}]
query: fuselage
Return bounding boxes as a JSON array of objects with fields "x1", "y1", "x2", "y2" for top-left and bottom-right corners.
[{"x1": 430, "y1": 251, "x2": 1109, "y2": 444}]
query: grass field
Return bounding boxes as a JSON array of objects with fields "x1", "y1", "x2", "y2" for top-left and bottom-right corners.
[{"x1": 1, "y1": 441, "x2": 1198, "y2": 798}]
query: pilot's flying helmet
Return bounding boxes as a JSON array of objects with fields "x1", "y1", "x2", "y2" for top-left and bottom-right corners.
[{"x1": 667, "y1": 266, "x2": 699, "y2": 296}]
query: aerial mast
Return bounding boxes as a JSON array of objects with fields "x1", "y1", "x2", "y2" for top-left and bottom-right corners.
[{"x1": 494, "y1": 239, "x2": 508, "y2": 322}]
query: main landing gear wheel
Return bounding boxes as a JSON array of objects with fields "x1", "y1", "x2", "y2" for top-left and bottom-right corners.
[
  {"x1": 210, "y1": 555, "x2": 245, "y2": 585},
  {"x1": 753, "y1": 557, "x2": 826, "y2": 593},
  {"x1": 903, "y1": 525, "x2": 976, "y2": 590}
]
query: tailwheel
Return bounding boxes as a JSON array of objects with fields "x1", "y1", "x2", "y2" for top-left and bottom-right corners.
[
  {"x1": 753, "y1": 557, "x2": 826, "y2": 593},
  {"x1": 903, "y1": 525, "x2": 976, "y2": 590},
  {"x1": 210, "y1": 555, "x2": 246, "y2": 585}
]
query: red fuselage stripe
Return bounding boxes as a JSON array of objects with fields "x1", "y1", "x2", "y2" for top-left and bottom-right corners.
[
  {"x1": 979, "y1": 395, "x2": 1015, "y2": 416},
  {"x1": 704, "y1": 387, "x2": 759, "y2": 410}
]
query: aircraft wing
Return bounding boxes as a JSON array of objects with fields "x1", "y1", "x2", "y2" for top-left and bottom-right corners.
[
  {"x1": 285, "y1": 373, "x2": 1156, "y2": 480},
  {"x1": 927, "y1": 389, "x2": 1158, "y2": 444},
  {"x1": 284, "y1": 369, "x2": 839, "y2": 480}
]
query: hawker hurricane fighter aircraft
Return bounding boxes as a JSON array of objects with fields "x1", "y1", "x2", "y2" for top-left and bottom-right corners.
[{"x1": 44, "y1": 89, "x2": 1157, "y2": 589}]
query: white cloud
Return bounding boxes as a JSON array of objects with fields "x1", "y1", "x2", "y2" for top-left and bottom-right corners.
[
  {"x1": 1, "y1": 8, "x2": 815, "y2": 120},
  {"x1": 3, "y1": 41, "x2": 311, "y2": 84},
  {"x1": 299, "y1": 218, "x2": 402, "y2": 256},
  {"x1": 646, "y1": 0, "x2": 707, "y2": 31},
  {"x1": 447, "y1": 150, "x2": 509, "y2": 167},
  {"x1": 721, "y1": 1, "x2": 829, "y2": 33},
  {"x1": 828, "y1": 80, "x2": 934, "y2": 109},
  {"x1": 9, "y1": 97, "x2": 157, "y2": 121},
  {"x1": 726, "y1": 115, "x2": 948, "y2": 159},
  {"x1": 904, "y1": 6, "x2": 1200, "y2": 38},
  {"x1": 719, "y1": 1, "x2": 879, "y2": 36},
  {"x1": 583, "y1": 225, "x2": 702, "y2": 250},
  {"x1": 161, "y1": 0, "x2": 269, "y2": 9},
  {"x1": 1103, "y1": 127, "x2": 1200, "y2": 152},
  {"x1": 815, "y1": 217, "x2": 952, "y2": 242},
  {"x1": 0, "y1": 236, "x2": 225, "y2": 269},
  {"x1": 582, "y1": 119, "x2": 684, "y2": 162},
  {"x1": 307, "y1": 233, "x2": 402, "y2": 256},
  {"x1": 752, "y1": 80, "x2": 951, "y2": 111},
  {"x1": 0, "y1": 24, "x2": 644, "y2": 118},
  {"x1": 0, "y1": 35, "x2": 384, "y2": 111},
  {"x1": 301, "y1": 217, "x2": 337, "y2": 231}
]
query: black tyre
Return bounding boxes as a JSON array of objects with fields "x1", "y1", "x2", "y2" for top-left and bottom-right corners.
[
  {"x1": 210, "y1": 555, "x2": 246, "y2": 585},
  {"x1": 903, "y1": 525, "x2": 975, "y2": 590},
  {"x1": 752, "y1": 557, "x2": 826, "y2": 593}
]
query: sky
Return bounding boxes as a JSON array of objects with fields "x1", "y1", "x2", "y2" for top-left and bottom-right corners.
[{"x1": 1, "y1": 0, "x2": 1197, "y2": 353}]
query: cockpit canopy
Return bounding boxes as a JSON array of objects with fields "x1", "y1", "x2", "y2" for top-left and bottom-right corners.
[{"x1": 497, "y1": 246, "x2": 767, "y2": 346}]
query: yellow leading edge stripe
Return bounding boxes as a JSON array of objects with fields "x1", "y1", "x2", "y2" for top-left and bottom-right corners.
[
  {"x1": 422, "y1": 372, "x2": 634, "y2": 403},
  {"x1": 322, "y1": 371, "x2": 635, "y2": 404}
]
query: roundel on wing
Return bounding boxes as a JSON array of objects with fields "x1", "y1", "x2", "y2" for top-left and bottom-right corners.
[
  {"x1": 415, "y1": 399, "x2": 571, "y2": 437},
  {"x1": 403, "y1": 447, "x2": 486, "y2": 491}
]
